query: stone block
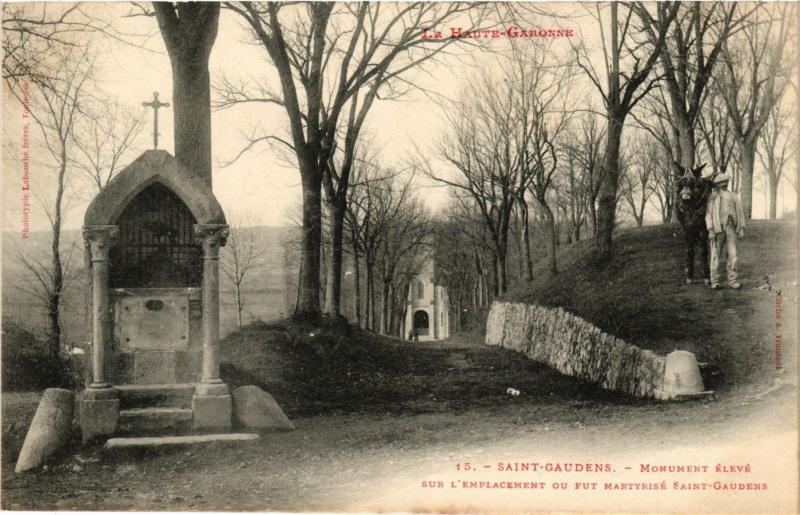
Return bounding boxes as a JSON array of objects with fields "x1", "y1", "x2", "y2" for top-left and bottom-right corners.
[
  {"x1": 118, "y1": 407, "x2": 192, "y2": 435},
  {"x1": 175, "y1": 350, "x2": 201, "y2": 383},
  {"x1": 16, "y1": 389, "x2": 75, "y2": 473},
  {"x1": 134, "y1": 350, "x2": 176, "y2": 384},
  {"x1": 192, "y1": 394, "x2": 232, "y2": 432},
  {"x1": 118, "y1": 294, "x2": 190, "y2": 351},
  {"x1": 80, "y1": 396, "x2": 120, "y2": 444},
  {"x1": 105, "y1": 433, "x2": 259, "y2": 450},
  {"x1": 113, "y1": 352, "x2": 134, "y2": 384},
  {"x1": 232, "y1": 385, "x2": 295, "y2": 432}
]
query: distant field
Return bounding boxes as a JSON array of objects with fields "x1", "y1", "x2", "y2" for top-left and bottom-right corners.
[{"x1": 2, "y1": 226, "x2": 298, "y2": 342}]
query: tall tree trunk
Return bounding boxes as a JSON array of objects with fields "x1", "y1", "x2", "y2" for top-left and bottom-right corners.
[
  {"x1": 519, "y1": 199, "x2": 534, "y2": 281},
  {"x1": 48, "y1": 156, "x2": 66, "y2": 358},
  {"x1": 398, "y1": 282, "x2": 410, "y2": 338},
  {"x1": 491, "y1": 254, "x2": 500, "y2": 297},
  {"x1": 364, "y1": 258, "x2": 372, "y2": 330},
  {"x1": 385, "y1": 281, "x2": 394, "y2": 336},
  {"x1": 153, "y1": 3, "x2": 220, "y2": 186},
  {"x1": 677, "y1": 124, "x2": 697, "y2": 170},
  {"x1": 738, "y1": 138, "x2": 756, "y2": 219},
  {"x1": 366, "y1": 259, "x2": 376, "y2": 331},
  {"x1": 596, "y1": 113, "x2": 624, "y2": 261},
  {"x1": 589, "y1": 199, "x2": 598, "y2": 236},
  {"x1": 768, "y1": 175, "x2": 779, "y2": 220},
  {"x1": 297, "y1": 171, "x2": 323, "y2": 315},
  {"x1": 380, "y1": 277, "x2": 389, "y2": 335},
  {"x1": 481, "y1": 271, "x2": 489, "y2": 306},
  {"x1": 171, "y1": 60, "x2": 213, "y2": 184},
  {"x1": 351, "y1": 228, "x2": 362, "y2": 327},
  {"x1": 513, "y1": 212, "x2": 524, "y2": 280},
  {"x1": 538, "y1": 197, "x2": 558, "y2": 275},
  {"x1": 293, "y1": 249, "x2": 303, "y2": 314},
  {"x1": 235, "y1": 282, "x2": 243, "y2": 328},
  {"x1": 496, "y1": 250, "x2": 508, "y2": 295},
  {"x1": 324, "y1": 206, "x2": 345, "y2": 317}
]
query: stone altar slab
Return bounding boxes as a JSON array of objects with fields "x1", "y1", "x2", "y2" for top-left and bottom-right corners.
[{"x1": 118, "y1": 294, "x2": 189, "y2": 351}]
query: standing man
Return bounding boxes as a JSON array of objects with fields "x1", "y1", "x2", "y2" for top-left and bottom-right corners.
[{"x1": 705, "y1": 173, "x2": 746, "y2": 290}]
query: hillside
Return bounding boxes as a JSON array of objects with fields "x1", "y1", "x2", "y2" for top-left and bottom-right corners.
[{"x1": 503, "y1": 220, "x2": 798, "y2": 388}]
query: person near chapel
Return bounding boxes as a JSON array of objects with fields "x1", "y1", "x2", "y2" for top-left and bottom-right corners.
[{"x1": 705, "y1": 173, "x2": 745, "y2": 290}]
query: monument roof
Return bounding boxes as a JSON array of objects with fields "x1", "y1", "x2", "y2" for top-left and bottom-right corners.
[{"x1": 84, "y1": 150, "x2": 226, "y2": 226}]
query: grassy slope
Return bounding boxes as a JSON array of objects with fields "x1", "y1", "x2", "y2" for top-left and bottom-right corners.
[
  {"x1": 219, "y1": 319, "x2": 632, "y2": 420},
  {"x1": 504, "y1": 220, "x2": 798, "y2": 387},
  {"x1": 216, "y1": 221, "x2": 796, "y2": 424}
]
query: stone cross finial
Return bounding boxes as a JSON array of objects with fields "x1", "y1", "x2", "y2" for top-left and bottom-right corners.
[{"x1": 142, "y1": 92, "x2": 170, "y2": 149}]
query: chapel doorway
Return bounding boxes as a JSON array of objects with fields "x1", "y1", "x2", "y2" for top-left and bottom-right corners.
[{"x1": 413, "y1": 310, "x2": 429, "y2": 337}]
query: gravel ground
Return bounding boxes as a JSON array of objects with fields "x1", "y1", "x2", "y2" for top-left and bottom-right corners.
[{"x1": 2, "y1": 339, "x2": 796, "y2": 513}]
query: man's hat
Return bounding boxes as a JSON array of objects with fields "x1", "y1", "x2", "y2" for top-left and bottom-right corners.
[{"x1": 713, "y1": 173, "x2": 730, "y2": 184}]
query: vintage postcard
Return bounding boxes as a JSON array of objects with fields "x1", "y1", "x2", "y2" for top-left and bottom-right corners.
[{"x1": 2, "y1": 1, "x2": 798, "y2": 513}]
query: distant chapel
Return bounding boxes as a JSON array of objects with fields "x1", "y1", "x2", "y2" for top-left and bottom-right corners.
[{"x1": 402, "y1": 257, "x2": 449, "y2": 342}]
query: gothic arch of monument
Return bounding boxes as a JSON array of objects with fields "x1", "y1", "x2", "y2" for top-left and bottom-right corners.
[{"x1": 84, "y1": 149, "x2": 225, "y2": 227}]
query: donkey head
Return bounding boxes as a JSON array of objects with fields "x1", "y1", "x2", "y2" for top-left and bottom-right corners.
[{"x1": 673, "y1": 162, "x2": 708, "y2": 203}]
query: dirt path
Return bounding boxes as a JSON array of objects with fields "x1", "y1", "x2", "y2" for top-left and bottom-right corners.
[{"x1": 3, "y1": 337, "x2": 796, "y2": 513}]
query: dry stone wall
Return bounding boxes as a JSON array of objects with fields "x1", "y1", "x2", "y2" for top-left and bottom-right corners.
[{"x1": 486, "y1": 301, "x2": 665, "y2": 398}]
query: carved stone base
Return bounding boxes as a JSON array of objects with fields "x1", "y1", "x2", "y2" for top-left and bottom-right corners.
[
  {"x1": 192, "y1": 394, "x2": 232, "y2": 432},
  {"x1": 195, "y1": 380, "x2": 229, "y2": 397}
]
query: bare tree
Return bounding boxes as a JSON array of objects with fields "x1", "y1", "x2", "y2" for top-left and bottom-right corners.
[
  {"x1": 432, "y1": 202, "x2": 488, "y2": 332},
  {"x1": 9, "y1": 46, "x2": 94, "y2": 356},
  {"x1": 220, "y1": 218, "x2": 270, "y2": 328},
  {"x1": 573, "y1": 2, "x2": 678, "y2": 260},
  {"x1": 650, "y1": 148, "x2": 676, "y2": 223},
  {"x1": 220, "y1": 2, "x2": 487, "y2": 318},
  {"x1": 375, "y1": 191, "x2": 430, "y2": 336},
  {"x1": 506, "y1": 42, "x2": 573, "y2": 275},
  {"x1": 757, "y1": 94, "x2": 796, "y2": 219},
  {"x1": 345, "y1": 165, "x2": 429, "y2": 333},
  {"x1": 73, "y1": 99, "x2": 145, "y2": 191},
  {"x1": 346, "y1": 164, "x2": 404, "y2": 330},
  {"x1": 426, "y1": 77, "x2": 517, "y2": 294},
  {"x1": 346, "y1": 163, "x2": 383, "y2": 330},
  {"x1": 559, "y1": 138, "x2": 588, "y2": 242},
  {"x1": 438, "y1": 194, "x2": 495, "y2": 309},
  {"x1": 640, "y1": 3, "x2": 744, "y2": 171},
  {"x1": 570, "y1": 111, "x2": 606, "y2": 236},
  {"x1": 621, "y1": 135, "x2": 657, "y2": 226},
  {"x1": 698, "y1": 80, "x2": 737, "y2": 180},
  {"x1": 719, "y1": 3, "x2": 794, "y2": 218},
  {"x1": 2, "y1": 3, "x2": 80, "y2": 83},
  {"x1": 2, "y1": 3, "x2": 144, "y2": 83}
]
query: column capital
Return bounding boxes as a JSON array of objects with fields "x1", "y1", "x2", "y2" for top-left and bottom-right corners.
[
  {"x1": 83, "y1": 225, "x2": 119, "y2": 261},
  {"x1": 194, "y1": 224, "x2": 229, "y2": 254}
]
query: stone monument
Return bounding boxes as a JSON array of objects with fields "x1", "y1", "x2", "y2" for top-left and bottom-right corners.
[{"x1": 80, "y1": 149, "x2": 232, "y2": 442}]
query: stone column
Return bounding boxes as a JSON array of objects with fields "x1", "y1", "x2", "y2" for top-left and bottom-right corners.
[
  {"x1": 192, "y1": 223, "x2": 232, "y2": 431},
  {"x1": 81, "y1": 225, "x2": 120, "y2": 442}
]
